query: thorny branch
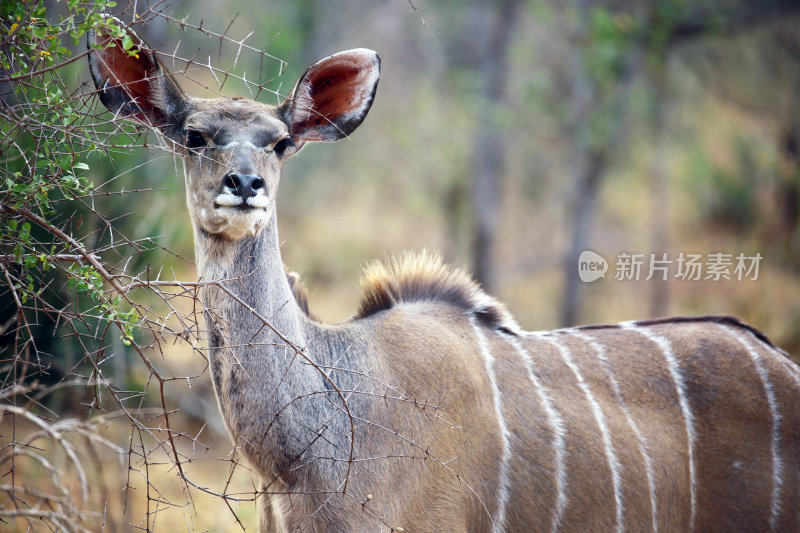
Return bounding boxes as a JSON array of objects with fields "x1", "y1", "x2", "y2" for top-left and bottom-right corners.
[{"x1": 0, "y1": 2, "x2": 466, "y2": 531}]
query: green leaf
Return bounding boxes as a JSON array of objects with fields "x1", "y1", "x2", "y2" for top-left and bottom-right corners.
[{"x1": 19, "y1": 222, "x2": 31, "y2": 241}]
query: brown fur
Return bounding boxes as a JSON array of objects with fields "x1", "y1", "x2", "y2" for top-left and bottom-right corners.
[{"x1": 357, "y1": 250, "x2": 520, "y2": 334}]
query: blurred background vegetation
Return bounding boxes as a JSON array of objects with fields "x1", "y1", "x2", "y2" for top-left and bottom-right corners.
[{"x1": 2, "y1": 0, "x2": 799, "y2": 530}]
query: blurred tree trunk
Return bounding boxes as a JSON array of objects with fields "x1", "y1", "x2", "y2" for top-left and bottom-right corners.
[
  {"x1": 778, "y1": 124, "x2": 800, "y2": 260},
  {"x1": 560, "y1": 2, "x2": 594, "y2": 328},
  {"x1": 648, "y1": 56, "x2": 671, "y2": 318},
  {"x1": 560, "y1": 1, "x2": 639, "y2": 327},
  {"x1": 469, "y1": 0, "x2": 520, "y2": 295}
]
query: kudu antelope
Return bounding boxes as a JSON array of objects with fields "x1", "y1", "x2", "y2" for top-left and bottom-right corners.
[{"x1": 88, "y1": 23, "x2": 800, "y2": 533}]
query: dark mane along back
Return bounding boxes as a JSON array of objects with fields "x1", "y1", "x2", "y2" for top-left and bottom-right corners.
[
  {"x1": 574, "y1": 315, "x2": 778, "y2": 349},
  {"x1": 355, "y1": 250, "x2": 520, "y2": 334}
]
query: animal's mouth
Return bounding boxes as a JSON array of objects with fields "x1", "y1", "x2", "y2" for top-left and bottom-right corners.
[
  {"x1": 214, "y1": 193, "x2": 269, "y2": 211},
  {"x1": 214, "y1": 203, "x2": 262, "y2": 211}
]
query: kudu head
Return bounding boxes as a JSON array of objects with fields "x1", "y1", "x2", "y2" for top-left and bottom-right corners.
[{"x1": 88, "y1": 23, "x2": 380, "y2": 240}]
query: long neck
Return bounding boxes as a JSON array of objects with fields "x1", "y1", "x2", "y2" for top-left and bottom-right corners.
[
  {"x1": 194, "y1": 213, "x2": 354, "y2": 486},
  {"x1": 196, "y1": 214, "x2": 306, "y2": 345}
]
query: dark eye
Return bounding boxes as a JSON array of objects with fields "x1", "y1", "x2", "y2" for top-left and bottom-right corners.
[
  {"x1": 185, "y1": 129, "x2": 206, "y2": 150},
  {"x1": 273, "y1": 137, "x2": 294, "y2": 158}
]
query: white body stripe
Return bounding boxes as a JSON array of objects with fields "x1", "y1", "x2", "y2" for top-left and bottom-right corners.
[
  {"x1": 573, "y1": 330, "x2": 657, "y2": 533},
  {"x1": 624, "y1": 324, "x2": 697, "y2": 531},
  {"x1": 471, "y1": 318, "x2": 512, "y2": 533},
  {"x1": 504, "y1": 333, "x2": 568, "y2": 533},
  {"x1": 540, "y1": 332, "x2": 624, "y2": 533},
  {"x1": 723, "y1": 325, "x2": 783, "y2": 530}
]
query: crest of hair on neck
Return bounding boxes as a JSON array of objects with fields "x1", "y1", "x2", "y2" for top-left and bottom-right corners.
[{"x1": 356, "y1": 250, "x2": 521, "y2": 335}]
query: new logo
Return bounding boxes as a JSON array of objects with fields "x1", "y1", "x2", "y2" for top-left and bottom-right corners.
[{"x1": 578, "y1": 250, "x2": 608, "y2": 283}]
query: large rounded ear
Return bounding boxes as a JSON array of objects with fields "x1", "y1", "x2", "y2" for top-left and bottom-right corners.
[
  {"x1": 280, "y1": 49, "x2": 380, "y2": 146},
  {"x1": 87, "y1": 18, "x2": 189, "y2": 139}
]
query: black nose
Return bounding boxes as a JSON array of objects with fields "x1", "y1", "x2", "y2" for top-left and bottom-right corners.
[{"x1": 222, "y1": 173, "x2": 265, "y2": 199}]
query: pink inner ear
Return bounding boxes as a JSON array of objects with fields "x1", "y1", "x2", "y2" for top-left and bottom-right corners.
[
  {"x1": 293, "y1": 54, "x2": 377, "y2": 141},
  {"x1": 94, "y1": 33, "x2": 159, "y2": 121}
]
